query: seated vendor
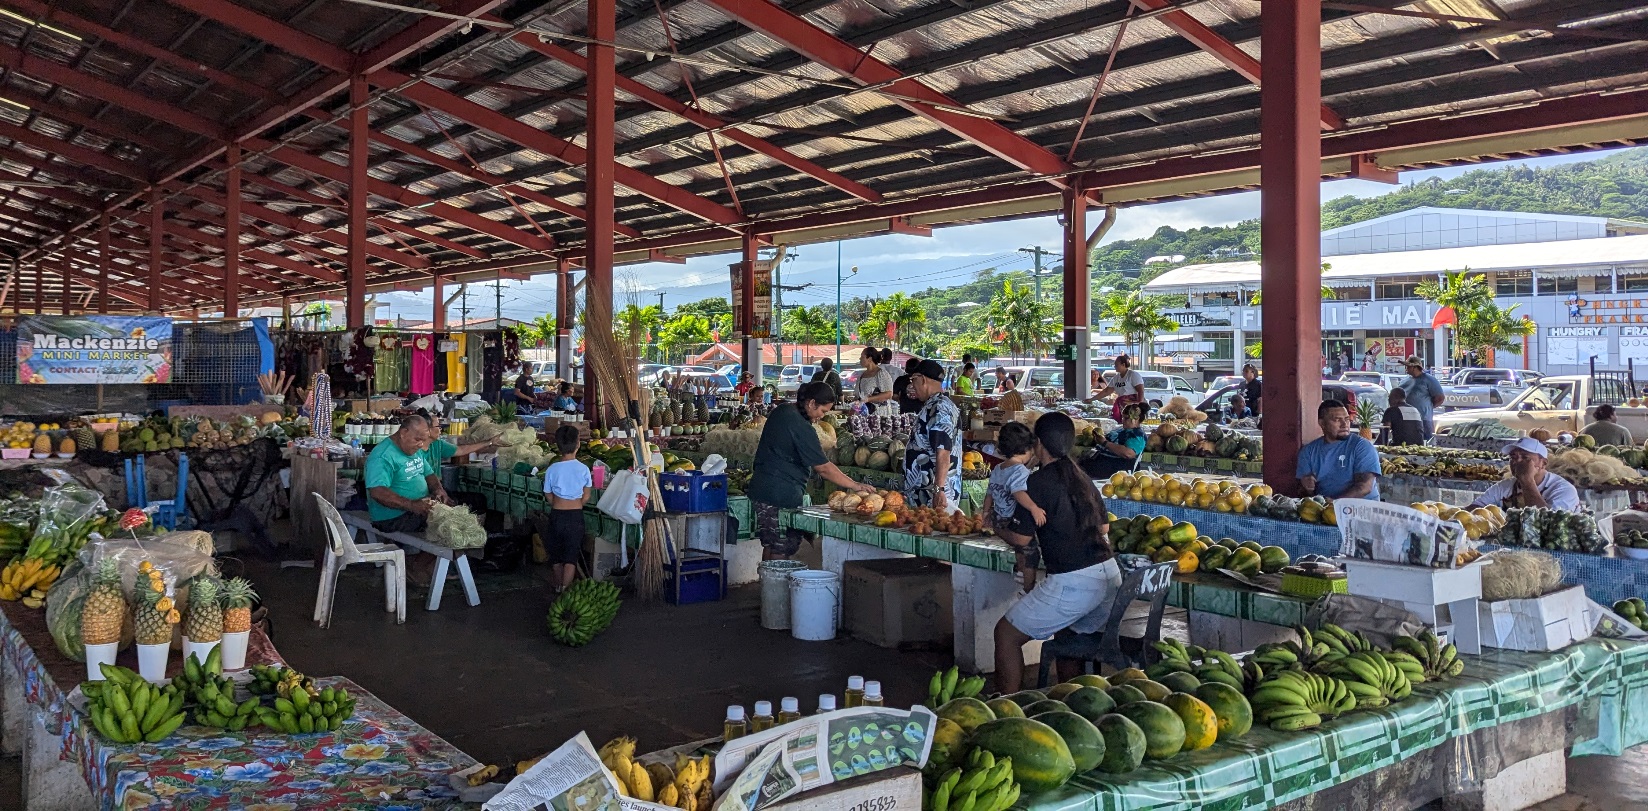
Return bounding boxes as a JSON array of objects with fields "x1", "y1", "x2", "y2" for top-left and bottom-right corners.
[
  {"x1": 1297, "y1": 400, "x2": 1382, "y2": 500},
  {"x1": 1225, "y1": 394, "x2": 1254, "y2": 421},
  {"x1": 1081, "y1": 403, "x2": 1147, "y2": 479},
  {"x1": 1468, "y1": 437, "x2": 1580, "y2": 511},
  {"x1": 366, "y1": 415, "x2": 451, "y2": 583},
  {"x1": 553, "y1": 381, "x2": 579, "y2": 412}
]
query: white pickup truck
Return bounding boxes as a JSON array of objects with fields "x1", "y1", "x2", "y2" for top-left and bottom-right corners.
[
  {"x1": 1432, "y1": 374, "x2": 1648, "y2": 437},
  {"x1": 1440, "y1": 368, "x2": 1545, "y2": 410}
]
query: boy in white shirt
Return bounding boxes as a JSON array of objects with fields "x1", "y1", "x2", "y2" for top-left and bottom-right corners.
[{"x1": 542, "y1": 425, "x2": 592, "y2": 593}]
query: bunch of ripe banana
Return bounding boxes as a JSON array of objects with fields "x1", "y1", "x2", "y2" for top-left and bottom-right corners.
[
  {"x1": 249, "y1": 664, "x2": 320, "y2": 701},
  {"x1": 1248, "y1": 670, "x2": 1357, "y2": 731},
  {"x1": 256, "y1": 683, "x2": 355, "y2": 734},
  {"x1": 1314, "y1": 650, "x2": 1417, "y2": 709},
  {"x1": 599, "y1": 737, "x2": 656, "y2": 802},
  {"x1": 1392, "y1": 631, "x2": 1465, "y2": 681},
  {"x1": 1312, "y1": 623, "x2": 1378, "y2": 663},
  {"x1": 173, "y1": 651, "x2": 261, "y2": 731},
  {"x1": 547, "y1": 579, "x2": 621, "y2": 647},
  {"x1": 0, "y1": 558, "x2": 61, "y2": 606},
  {"x1": 925, "y1": 748, "x2": 1019, "y2": 811},
  {"x1": 926, "y1": 666, "x2": 986, "y2": 707},
  {"x1": 82, "y1": 664, "x2": 188, "y2": 743},
  {"x1": 466, "y1": 764, "x2": 501, "y2": 786},
  {"x1": 659, "y1": 752, "x2": 714, "y2": 810}
]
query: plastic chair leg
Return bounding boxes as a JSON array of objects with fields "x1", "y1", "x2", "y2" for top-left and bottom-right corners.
[
  {"x1": 1036, "y1": 656, "x2": 1054, "y2": 689},
  {"x1": 426, "y1": 556, "x2": 451, "y2": 611},
  {"x1": 383, "y1": 560, "x2": 397, "y2": 613},
  {"x1": 455, "y1": 555, "x2": 480, "y2": 607},
  {"x1": 313, "y1": 552, "x2": 337, "y2": 625},
  {"x1": 393, "y1": 553, "x2": 407, "y2": 624}
]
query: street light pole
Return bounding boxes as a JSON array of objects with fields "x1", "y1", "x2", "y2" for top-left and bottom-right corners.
[{"x1": 835, "y1": 246, "x2": 858, "y2": 369}]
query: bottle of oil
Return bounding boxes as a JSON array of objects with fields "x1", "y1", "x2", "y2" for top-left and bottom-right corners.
[
  {"x1": 816, "y1": 694, "x2": 837, "y2": 715},
  {"x1": 723, "y1": 705, "x2": 748, "y2": 741},
  {"x1": 843, "y1": 676, "x2": 866, "y2": 708},
  {"x1": 750, "y1": 701, "x2": 774, "y2": 733},
  {"x1": 862, "y1": 680, "x2": 885, "y2": 707},
  {"x1": 777, "y1": 697, "x2": 801, "y2": 725}
]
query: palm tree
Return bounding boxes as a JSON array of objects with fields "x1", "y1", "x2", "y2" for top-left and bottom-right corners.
[
  {"x1": 657, "y1": 314, "x2": 712, "y2": 363},
  {"x1": 1100, "y1": 290, "x2": 1178, "y2": 366},
  {"x1": 1456, "y1": 303, "x2": 1536, "y2": 365},
  {"x1": 985, "y1": 280, "x2": 1056, "y2": 359},
  {"x1": 615, "y1": 304, "x2": 664, "y2": 359},
  {"x1": 780, "y1": 305, "x2": 836, "y2": 345},
  {"x1": 1249, "y1": 262, "x2": 1337, "y2": 304},
  {"x1": 861, "y1": 293, "x2": 927, "y2": 349},
  {"x1": 1416, "y1": 270, "x2": 1493, "y2": 364}
]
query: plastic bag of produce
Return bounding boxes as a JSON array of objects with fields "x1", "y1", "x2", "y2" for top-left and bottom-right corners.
[
  {"x1": 45, "y1": 533, "x2": 218, "y2": 661},
  {"x1": 597, "y1": 469, "x2": 650, "y2": 525},
  {"x1": 0, "y1": 495, "x2": 37, "y2": 561},
  {"x1": 25, "y1": 484, "x2": 107, "y2": 565}
]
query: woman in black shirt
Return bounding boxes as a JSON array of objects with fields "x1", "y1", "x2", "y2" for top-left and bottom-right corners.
[{"x1": 992, "y1": 412, "x2": 1122, "y2": 692}]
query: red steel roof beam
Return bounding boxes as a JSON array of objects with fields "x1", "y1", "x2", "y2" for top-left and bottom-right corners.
[
  {"x1": 1129, "y1": 0, "x2": 1345, "y2": 131},
  {"x1": 170, "y1": 183, "x2": 431, "y2": 268},
  {"x1": 512, "y1": 33, "x2": 882, "y2": 204},
  {"x1": 0, "y1": 120, "x2": 150, "y2": 183},
  {"x1": 373, "y1": 219, "x2": 489, "y2": 259},
  {"x1": 699, "y1": 0, "x2": 1075, "y2": 184},
  {"x1": 0, "y1": 41, "x2": 229, "y2": 141}
]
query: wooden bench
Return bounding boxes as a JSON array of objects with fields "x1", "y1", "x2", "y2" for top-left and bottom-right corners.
[{"x1": 340, "y1": 512, "x2": 481, "y2": 611}]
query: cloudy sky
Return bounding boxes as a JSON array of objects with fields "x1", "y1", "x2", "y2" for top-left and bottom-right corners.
[{"x1": 375, "y1": 149, "x2": 1620, "y2": 324}]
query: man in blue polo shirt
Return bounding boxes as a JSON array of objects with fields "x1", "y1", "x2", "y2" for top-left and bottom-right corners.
[{"x1": 1297, "y1": 400, "x2": 1382, "y2": 501}]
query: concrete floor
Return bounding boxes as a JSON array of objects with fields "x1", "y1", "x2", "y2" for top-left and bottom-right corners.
[{"x1": 0, "y1": 537, "x2": 1643, "y2": 809}]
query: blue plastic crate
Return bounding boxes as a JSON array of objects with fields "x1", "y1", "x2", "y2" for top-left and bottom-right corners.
[
  {"x1": 667, "y1": 555, "x2": 726, "y2": 605},
  {"x1": 659, "y1": 472, "x2": 730, "y2": 513}
]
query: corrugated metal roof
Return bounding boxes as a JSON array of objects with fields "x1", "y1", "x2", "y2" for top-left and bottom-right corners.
[{"x1": 1145, "y1": 232, "x2": 1648, "y2": 291}]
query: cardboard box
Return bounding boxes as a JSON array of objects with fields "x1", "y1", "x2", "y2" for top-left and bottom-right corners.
[
  {"x1": 843, "y1": 558, "x2": 953, "y2": 648},
  {"x1": 765, "y1": 767, "x2": 921, "y2": 811},
  {"x1": 1344, "y1": 558, "x2": 1483, "y2": 605},
  {"x1": 1477, "y1": 585, "x2": 1592, "y2": 652}
]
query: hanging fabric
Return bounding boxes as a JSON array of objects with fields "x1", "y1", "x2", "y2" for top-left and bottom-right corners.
[
  {"x1": 446, "y1": 333, "x2": 468, "y2": 394},
  {"x1": 411, "y1": 335, "x2": 436, "y2": 395},
  {"x1": 304, "y1": 372, "x2": 332, "y2": 423}
]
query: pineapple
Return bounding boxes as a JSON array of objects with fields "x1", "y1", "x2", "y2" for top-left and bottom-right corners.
[
  {"x1": 134, "y1": 578, "x2": 174, "y2": 646},
  {"x1": 80, "y1": 559, "x2": 127, "y2": 646},
  {"x1": 186, "y1": 578, "x2": 223, "y2": 643},
  {"x1": 220, "y1": 577, "x2": 257, "y2": 635}
]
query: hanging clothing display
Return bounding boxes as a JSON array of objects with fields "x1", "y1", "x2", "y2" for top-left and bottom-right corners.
[
  {"x1": 446, "y1": 333, "x2": 468, "y2": 394},
  {"x1": 411, "y1": 335, "x2": 436, "y2": 396}
]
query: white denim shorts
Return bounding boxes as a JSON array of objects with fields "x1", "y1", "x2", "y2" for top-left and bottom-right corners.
[{"x1": 1004, "y1": 558, "x2": 1123, "y2": 640}]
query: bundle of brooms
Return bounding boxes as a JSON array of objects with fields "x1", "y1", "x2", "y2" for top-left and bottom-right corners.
[{"x1": 583, "y1": 309, "x2": 674, "y2": 602}]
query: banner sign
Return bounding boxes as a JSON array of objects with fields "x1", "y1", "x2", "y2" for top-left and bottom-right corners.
[
  {"x1": 728, "y1": 258, "x2": 775, "y2": 339},
  {"x1": 16, "y1": 316, "x2": 175, "y2": 384}
]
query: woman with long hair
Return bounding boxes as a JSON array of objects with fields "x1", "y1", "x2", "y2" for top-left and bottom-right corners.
[
  {"x1": 992, "y1": 412, "x2": 1121, "y2": 692},
  {"x1": 856, "y1": 346, "x2": 896, "y2": 415}
]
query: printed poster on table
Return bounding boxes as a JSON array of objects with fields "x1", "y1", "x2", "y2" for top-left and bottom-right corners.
[{"x1": 15, "y1": 316, "x2": 174, "y2": 384}]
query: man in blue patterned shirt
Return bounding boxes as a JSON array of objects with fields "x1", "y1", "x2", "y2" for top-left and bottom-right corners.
[{"x1": 903, "y1": 359, "x2": 963, "y2": 511}]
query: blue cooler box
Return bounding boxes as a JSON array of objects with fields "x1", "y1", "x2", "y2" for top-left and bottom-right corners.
[
  {"x1": 667, "y1": 555, "x2": 726, "y2": 605},
  {"x1": 659, "y1": 471, "x2": 730, "y2": 513}
]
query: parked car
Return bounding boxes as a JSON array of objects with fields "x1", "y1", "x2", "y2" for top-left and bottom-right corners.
[
  {"x1": 637, "y1": 363, "x2": 669, "y2": 385},
  {"x1": 1196, "y1": 382, "x2": 1379, "y2": 422},
  {"x1": 996, "y1": 365, "x2": 1066, "y2": 392},
  {"x1": 1433, "y1": 374, "x2": 1641, "y2": 437},
  {"x1": 1138, "y1": 371, "x2": 1200, "y2": 408},
  {"x1": 1338, "y1": 371, "x2": 1406, "y2": 390},
  {"x1": 1441, "y1": 368, "x2": 1545, "y2": 410},
  {"x1": 1205, "y1": 375, "x2": 1243, "y2": 395},
  {"x1": 778, "y1": 364, "x2": 819, "y2": 394},
  {"x1": 530, "y1": 360, "x2": 557, "y2": 380}
]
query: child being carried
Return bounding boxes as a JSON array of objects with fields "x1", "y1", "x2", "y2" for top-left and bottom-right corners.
[{"x1": 982, "y1": 421, "x2": 1047, "y2": 590}]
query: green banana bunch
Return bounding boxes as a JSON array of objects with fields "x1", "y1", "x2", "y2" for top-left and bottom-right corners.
[
  {"x1": 1248, "y1": 669, "x2": 1356, "y2": 731},
  {"x1": 1317, "y1": 651, "x2": 1414, "y2": 704},
  {"x1": 926, "y1": 667, "x2": 985, "y2": 707},
  {"x1": 83, "y1": 664, "x2": 187, "y2": 744},
  {"x1": 1316, "y1": 624, "x2": 1374, "y2": 654},
  {"x1": 256, "y1": 684, "x2": 356, "y2": 735},
  {"x1": 1392, "y1": 631, "x2": 1464, "y2": 681},
  {"x1": 176, "y1": 652, "x2": 260, "y2": 732},
  {"x1": 547, "y1": 580, "x2": 621, "y2": 647},
  {"x1": 925, "y1": 749, "x2": 1018, "y2": 811}
]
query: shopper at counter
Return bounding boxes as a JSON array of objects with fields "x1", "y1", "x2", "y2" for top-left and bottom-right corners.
[
  {"x1": 748, "y1": 382, "x2": 874, "y2": 561},
  {"x1": 903, "y1": 359, "x2": 963, "y2": 512},
  {"x1": 1581, "y1": 404, "x2": 1634, "y2": 447},
  {"x1": 1396, "y1": 355, "x2": 1445, "y2": 439},
  {"x1": 993, "y1": 412, "x2": 1120, "y2": 693},
  {"x1": 893, "y1": 357, "x2": 923, "y2": 414},
  {"x1": 1297, "y1": 400, "x2": 1382, "y2": 501},
  {"x1": 1468, "y1": 438, "x2": 1580, "y2": 511}
]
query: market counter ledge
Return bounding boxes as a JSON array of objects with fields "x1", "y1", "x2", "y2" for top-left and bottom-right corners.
[{"x1": 0, "y1": 601, "x2": 480, "y2": 810}]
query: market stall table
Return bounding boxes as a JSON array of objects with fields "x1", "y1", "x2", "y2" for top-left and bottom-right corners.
[{"x1": 0, "y1": 602, "x2": 480, "y2": 810}]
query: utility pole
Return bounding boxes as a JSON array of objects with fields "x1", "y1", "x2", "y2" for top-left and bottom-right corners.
[
  {"x1": 495, "y1": 276, "x2": 502, "y2": 330},
  {"x1": 657, "y1": 292, "x2": 666, "y2": 313},
  {"x1": 835, "y1": 240, "x2": 858, "y2": 369},
  {"x1": 1020, "y1": 246, "x2": 1050, "y2": 301}
]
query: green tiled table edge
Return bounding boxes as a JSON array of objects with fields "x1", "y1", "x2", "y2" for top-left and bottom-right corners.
[
  {"x1": 849, "y1": 523, "x2": 887, "y2": 548},
  {"x1": 919, "y1": 535, "x2": 958, "y2": 562},
  {"x1": 882, "y1": 530, "x2": 919, "y2": 554},
  {"x1": 1032, "y1": 638, "x2": 1648, "y2": 811}
]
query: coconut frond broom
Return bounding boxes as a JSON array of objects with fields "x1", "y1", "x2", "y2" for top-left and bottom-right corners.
[{"x1": 583, "y1": 300, "x2": 674, "y2": 602}]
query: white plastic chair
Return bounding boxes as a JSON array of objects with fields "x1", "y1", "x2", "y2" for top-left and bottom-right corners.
[{"x1": 312, "y1": 492, "x2": 406, "y2": 627}]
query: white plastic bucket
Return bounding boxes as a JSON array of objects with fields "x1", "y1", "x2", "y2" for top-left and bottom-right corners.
[
  {"x1": 759, "y1": 561, "x2": 808, "y2": 630},
  {"x1": 219, "y1": 631, "x2": 250, "y2": 671},
  {"x1": 84, "y1": 642, "x2": 118, "y2": 682},
  {"x1": 182, "y1": 637, "x2": 220, "y2": 669},
  {"x1": 136, "y1": 643, "x2": 169, "y2": 683},
  {"x1": 789, "y1": 570, "x2": 841, "y2": 641}
]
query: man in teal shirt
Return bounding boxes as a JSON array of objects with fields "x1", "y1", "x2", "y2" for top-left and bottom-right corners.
[{"x1": 366, "y1": 415, "x2": 443, "y2": 533}]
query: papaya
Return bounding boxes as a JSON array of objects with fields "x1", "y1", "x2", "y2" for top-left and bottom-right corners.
[
  {"x1": 1131, "y1": 679, "x2": 1172, "y2": 703},
  {"x1": 1193, "y1": 682, "x2": 1253, "y2": 740},
  {"x1": 1095, "y1": 713, "x2": 1148, "y2": 774},
  {"x1": 1157, "y1": 672, "x2": 1201, "y2": 695},
  {"x1": 1031, "y1": 711, "x2": 1106, "y2": 773},
  {"x1": 1113, "y1": 701, "x2": 1186, "y2": 760},
  {"x1": 1007, "y1": 690, "x2": 1047, "y2": 707},
  {"x1": 968, "y1": 717, "x2": 1077, "y2": 794},
  {"x1": 1021, "y1": 699, "x2": 1071, "y2": 717},
  {"x1": 1061, "y1": 686, "x2": 1116, "y2": 724},
  {"x1": 1160, "y1": 693, "x2": 1218, "y2": 751},
  {"x1": 985, "y1": 698, "x2": 1025, "y2": 719},
  {"x1": 936, "y1": 697, "x2": 995, "y2": 734},
  {"x1": 1106, "y1": 684, "x2": 1147, "y2": 707},
  {"x1": 1044, "y1": 682, "x2": 1084, "y2": 702}
]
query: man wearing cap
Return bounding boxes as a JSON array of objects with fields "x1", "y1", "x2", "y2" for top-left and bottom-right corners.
[
  {"x1": 904, "y1": 359, "x2": 963, "y2": 512},
  {"x1": 1469, "y1": 438, "x2": 1580, "y2": 511},
  {"x1": 1396, "y1": 356, "x2": 1446, "y2": 439},
  {"x1": 1297, "y1": 400, "x2": 1382, "y2": 501}
]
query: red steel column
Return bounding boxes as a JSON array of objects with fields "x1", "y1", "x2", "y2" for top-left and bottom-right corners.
[
  {"x1": 60, "y1": 257, "x2": 71, "y2": 314},
  {"x1": 98, "y1": 210, "x2": 109, "y2": 313},
  {"x1": 584, "y1": 0, "x2": 615, "y2": 421},
  {"x1": 149, "y1": 188, "x2": 163, "y2": 312},
  {"x1": 555, "y1": 257, "x2": 574, "y2": 383},
  {"x1": 1260, "y1": 3, "x2": 1324, "y2": 492},
  {"x1": 432, "y1": 273, "x2": 445, "y2": 331},
  {"x1": 740, "y1": 228, "x2": 760, "y2": 382},
  {"x1": 346, "y1": 76, "x2": 369, "y2": 328},
  {"x1": 224, "y1": 143, "x2": 241, "y2": 317},
  {"x1": 1062, "y1": 181, "x2": 1090, "y2": 400}
]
